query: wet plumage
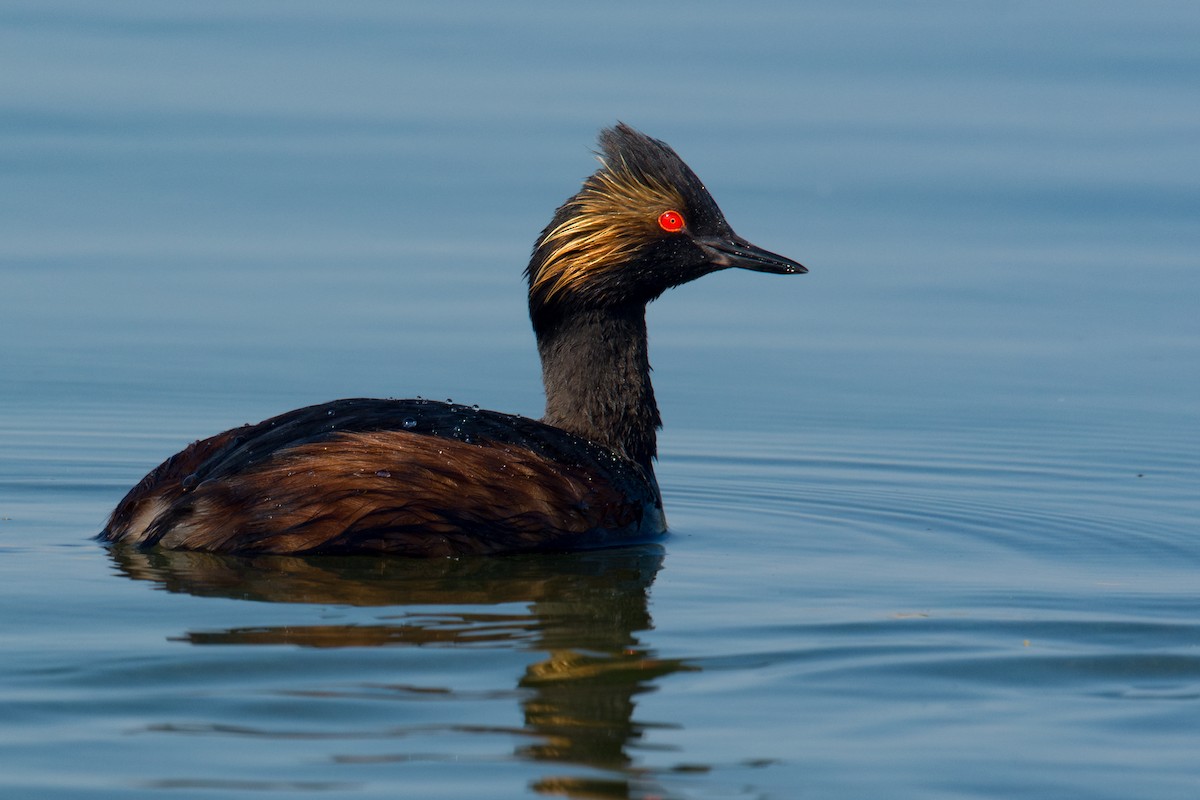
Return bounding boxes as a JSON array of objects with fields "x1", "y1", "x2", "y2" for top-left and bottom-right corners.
[{"x1": 101, "y1": 124, "x2": 804, "y2": 555}]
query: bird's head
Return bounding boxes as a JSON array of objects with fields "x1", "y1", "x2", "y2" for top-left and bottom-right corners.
[{"x1": 526, "y1": 123, "x2": 805, "y2": 334}]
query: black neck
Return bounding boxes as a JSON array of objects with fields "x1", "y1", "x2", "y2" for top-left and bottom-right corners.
[{"x1": 536, "y1": 307, "x2": 661, "y2": 470}]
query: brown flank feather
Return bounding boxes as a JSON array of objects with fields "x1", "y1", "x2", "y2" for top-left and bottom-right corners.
[{"x1": 137, "y1": 431, "x2": 652, "y2": 556}]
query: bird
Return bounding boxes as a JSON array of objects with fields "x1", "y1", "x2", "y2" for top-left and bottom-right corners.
[{"x1": 100, "y1": 123, "x2": 805, "y2": 557}]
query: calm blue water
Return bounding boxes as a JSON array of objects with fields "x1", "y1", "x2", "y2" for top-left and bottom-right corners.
[{"x1": 2, "y1": 2, "x2": 1198, "y2": 798}]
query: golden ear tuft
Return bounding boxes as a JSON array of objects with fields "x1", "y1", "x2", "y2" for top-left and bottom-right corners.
[{"x1": 532, "y1": 159, "x2": 687, "y2": 303}]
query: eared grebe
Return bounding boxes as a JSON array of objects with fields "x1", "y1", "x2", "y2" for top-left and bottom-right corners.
[{"x1": 101, "y1": 124, "x2": 805, "y2": 556}]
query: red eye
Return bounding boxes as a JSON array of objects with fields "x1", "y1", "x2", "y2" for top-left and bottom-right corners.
[{"x1": 658, "y1": 210, "x2": 685, "y2": 233}]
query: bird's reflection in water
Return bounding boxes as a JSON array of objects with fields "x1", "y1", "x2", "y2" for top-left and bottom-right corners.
[{"x1": 107, "y1": 545, "x2": 694, "y2": 799}]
